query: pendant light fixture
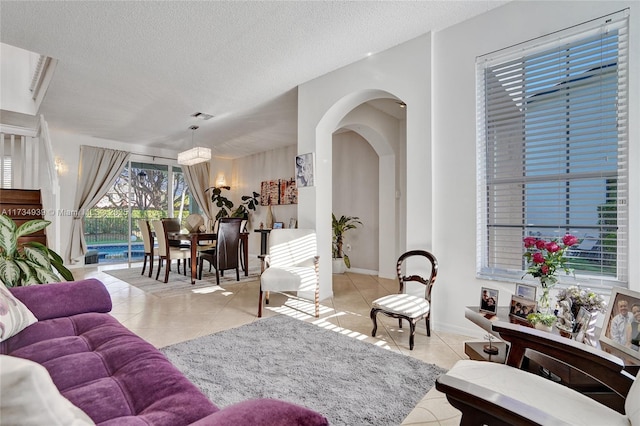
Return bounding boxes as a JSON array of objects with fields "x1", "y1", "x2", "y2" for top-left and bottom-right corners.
[{"x1": 177, "y1": 125, "x2": 211, "y2": 166}]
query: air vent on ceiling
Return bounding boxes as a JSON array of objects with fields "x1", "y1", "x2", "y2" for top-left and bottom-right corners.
[{"x1": 191, "y1": 112, "x2": 214, "y2": 120}]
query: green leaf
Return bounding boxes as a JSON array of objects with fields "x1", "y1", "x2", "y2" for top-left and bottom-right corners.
[
  {"x1": 34, "y1": 266, "x2": 60, "y2": 283},
  {"x1": 14, "y1": 259, "x2": 38, "y2": 284},
  {"x1": 0, "y1": 222, "x2": 17, "y2": 255},
  {"x1": 51, "y1": 258, "x2": 74, "y2": 281},
  {"x1": 0, "y1": 258, "x2": 22, "y2": 287},
  {"x1": 0, "y1": 215, "x2": 17, "y2": 231},
  {"x1": 23, "y1": 246, "x2": 51, "y2": 268},
  {"x1": 344, "y1": 254, "x2": 351, "y2": 269},
  {"x1": 16, "y1": 219, "x2": 51, "y2": 238}
]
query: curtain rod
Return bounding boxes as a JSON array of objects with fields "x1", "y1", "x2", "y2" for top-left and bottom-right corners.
[{"x1": 129, "y1": 151, "x2": 177, "y2": 162}]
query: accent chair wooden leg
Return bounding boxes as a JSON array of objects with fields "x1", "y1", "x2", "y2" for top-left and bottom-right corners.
[
  {"x1": 198, "y1": 257, "x2": 204, "y2": 280},
  {"x1": 409, "y1": 320, "x2": 416, "y2": 350},
  {"x1": 370, "y1": 309, "x2": 378, "y2": 337},
  {"x1": 149, "y1": 256, "x2": 153, "y2": 278},
  {"x1": 258, "y1": 288, "x2": 263, "y2": 317},
  {"x1": 426, "y1": 315, "x2": 431, "y2": 337},
  {"x1": 235, "y1": 266, "x2": 239, "y2": 281}
]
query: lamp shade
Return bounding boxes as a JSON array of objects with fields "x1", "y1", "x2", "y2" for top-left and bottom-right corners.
[{"x1": 177, "y1": 147, "x2": 211, "y2": 166}]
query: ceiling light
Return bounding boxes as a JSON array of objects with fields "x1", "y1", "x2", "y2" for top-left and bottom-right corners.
[{"x1": 177, "y1": 125, "x2": 211, "y2": 166}]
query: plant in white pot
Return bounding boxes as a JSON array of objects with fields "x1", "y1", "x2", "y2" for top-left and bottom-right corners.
[{"x1": 332, "y1": 214, "x2": 362, "y2": 274}]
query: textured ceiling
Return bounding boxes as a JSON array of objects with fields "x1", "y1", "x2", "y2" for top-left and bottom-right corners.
[{"x1": 0, "y1": 1, "x2": 508, "y2": 159}]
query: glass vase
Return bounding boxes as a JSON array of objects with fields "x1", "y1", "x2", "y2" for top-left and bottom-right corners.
[{"x1": 538, "y1": 287, "x2": 551, "y2": 314}]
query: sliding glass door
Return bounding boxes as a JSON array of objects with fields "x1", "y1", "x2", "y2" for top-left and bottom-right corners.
[{"x1": 85, "y1": 159, "x2": 199, "y2": 264}]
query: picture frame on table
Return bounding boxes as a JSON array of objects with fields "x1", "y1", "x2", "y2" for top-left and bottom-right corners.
[
  {"x1": 516, "y1": 283, "x2": 537, "y2": 300},
  {"x1": 573, "y1": 306, "x2": 592, "y2": 344},
  {"x1": 599, "y1": 287, "x2": 640, "y2": 361},
  {"x1": 289, "y1": 218, "x2": 297, "y2": 229},
  {"x1": 509, "y1": 295, "x2": 537, "y2": 320},
  {"x1": 273, "y1": 222, "x2": 284, "y2": 229},
  {"x1": 479, "y1": 287, "x2": 498, "y2": 315}
]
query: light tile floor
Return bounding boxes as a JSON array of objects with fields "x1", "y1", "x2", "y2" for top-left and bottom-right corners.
[{"x1": 75, "y1": 262, "x2": 468, "y2": 425}]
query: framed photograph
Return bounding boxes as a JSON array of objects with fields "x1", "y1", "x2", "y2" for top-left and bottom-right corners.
[
  {"x1": 509, "y1": 295, "x2": 537, "y2": 320},
  {"x1": 295, "y1": 153, "x2": 315, "y2": 187},
  {"x1": 479, "y1": 287, "x2": 498, "y2": 315},
  {"x1": 599, "y1": 287, "x2": 640, "y2": 361},
  {"x1": 573, "y1": 306, "x2": 592, "y2": 344},
  {"x1": 516, "y1": 283, "x2": 537, "y2": 301},
  {"x1": 289, "y1": 218, "x2": 297, "y2": 229},
  {"x1": 273, "y1": 222, "x2": 284, "y2": 229}
]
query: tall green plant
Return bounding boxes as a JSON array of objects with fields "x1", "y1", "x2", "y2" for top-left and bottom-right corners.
[
  {"x1": 332, "y1": 214, "x2": 362, "y2": 268},
  {"x1": 0, "y1": 215, "x2": 73, "y2": 287}
]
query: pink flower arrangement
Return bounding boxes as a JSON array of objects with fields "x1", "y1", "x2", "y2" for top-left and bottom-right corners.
[{"x1": 523, "y1": 234, "x2": 578, "y2": 288}]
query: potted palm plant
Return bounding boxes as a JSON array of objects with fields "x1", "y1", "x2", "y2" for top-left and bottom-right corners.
[{"x1": 332, "y1": 214, "x2": 362, "y2": 274}]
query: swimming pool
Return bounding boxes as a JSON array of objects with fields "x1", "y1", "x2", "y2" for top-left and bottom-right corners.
[{"x1": 87, "y1": 243, "x2": 146, "y2": 263}]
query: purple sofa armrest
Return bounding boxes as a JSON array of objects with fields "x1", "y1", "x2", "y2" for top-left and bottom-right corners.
[
  {"x1": 191, "y1": 399, "x2": 328, "y2": 426},
  {"x1": 9, "y1": 279, "x2": 112, "y2": 320}
]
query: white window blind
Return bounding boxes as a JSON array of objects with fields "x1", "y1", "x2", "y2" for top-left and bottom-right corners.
[
  {"x1": 476, "y1": 10, "x2": 629, "y2": 289},
  {"x1": 2, "y1": 157, "x2": 11, "y2": 188}
]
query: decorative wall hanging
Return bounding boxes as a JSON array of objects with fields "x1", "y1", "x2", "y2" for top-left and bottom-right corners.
[{"x1": 260, "y1": 178, "x2": 297, "y2": 206}]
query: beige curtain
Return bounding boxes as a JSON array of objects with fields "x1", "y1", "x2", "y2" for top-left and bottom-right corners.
[
  {"x1": 68, "y1": 145, "x2": 130, "y2": 263},
  {"x1": 182, "y1": 162, "x2": 215, "y2": 230}
]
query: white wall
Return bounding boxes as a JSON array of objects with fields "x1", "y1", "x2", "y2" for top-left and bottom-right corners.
[
  {"x1": 0, "y1": 43, "x2": 39, "y2": 116},
  {"x1": 231, "y1": 145, "x2": 299, "y2": 255},
  {"x1": 433, "y1": 1, "x2": 639, "y2": 337},
  {"x1": 332, "y1": 131, "x2": 378, "y2": 272},
  {"x1": 298, "y1": 33, "x2": 432, "y2": 301}
]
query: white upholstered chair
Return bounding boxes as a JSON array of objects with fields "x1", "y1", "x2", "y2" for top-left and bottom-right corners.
[
  {"x1": 258, "y1": 229, "x2": 320, "y2": 318},
  {"x1": 370, "y1": 250, "x2": 438, "y2": 350},
  {"x1": 436, "y1": 321, "x2": 639, "y2": 426},
  {"x1": 151, "y1": 220, "x2": 190, "y2": 283}
]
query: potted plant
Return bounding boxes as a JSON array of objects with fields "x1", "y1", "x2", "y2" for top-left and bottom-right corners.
[
  {"x1": 0, "y1": 215, "x2": 73, "y2": 287},
  {"x1": 332, "y1": 214, "x2": 362, "y2": 274},
  {"x1": 206, "y1": 187, "x2": 259, "y2": 221},
  {"x1": 526, "y1": 312, "x2": 557, "y2": 332}
]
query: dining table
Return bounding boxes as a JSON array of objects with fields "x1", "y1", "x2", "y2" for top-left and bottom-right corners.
[{"x1": 168, "y1": 231, "x2": 249, "y2": 284}]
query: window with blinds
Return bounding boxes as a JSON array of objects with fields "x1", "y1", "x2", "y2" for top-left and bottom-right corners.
[{"x1": 476, "y1": 11, "x2": 629, "y2": 289}]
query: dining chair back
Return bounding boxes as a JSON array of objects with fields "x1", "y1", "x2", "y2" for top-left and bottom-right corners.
[
  {"x1": 151, "y1": 220, "x2": 190, "y2": 283},
  {"x1": 137, "y1": 219, "x2": 154, "y2": 277},
  {"x1": 198, "y1": 217, "x2": 242, "y2": 284},
  {"x1": 370, "y1": 250, "x2": 438, "y2": 350},
  {"x1": 162, "y1": 218, "x2": 190, "y2": 248}
]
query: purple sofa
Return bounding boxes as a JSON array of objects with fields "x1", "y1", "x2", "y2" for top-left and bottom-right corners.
[{"x1": 2, "y1": 279, "x2": 328, "y2": 426}]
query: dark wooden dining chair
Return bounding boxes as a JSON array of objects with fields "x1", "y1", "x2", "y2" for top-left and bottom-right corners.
[
  {"x1": 370, "y1": 250, "x2": 438, "y2": 350},
  {"x1": 198, "y1": 217, "x2": 243, "y2": 285}
]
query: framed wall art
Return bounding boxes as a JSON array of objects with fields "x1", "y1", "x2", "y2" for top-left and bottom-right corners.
[{"x1": 295, "y1": 153, "x2": 314, "y2": 187}]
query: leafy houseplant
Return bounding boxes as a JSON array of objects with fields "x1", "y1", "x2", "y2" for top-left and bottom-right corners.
[
  {"x1": 0, "y1": 215, "x2": 73, "y2": 287},
  {"x1": 332, "y1": 214, "x2": 362, "y2": 269},
  {"x1": 206, "y1": 187, "x2": 259, "y2": 220}
]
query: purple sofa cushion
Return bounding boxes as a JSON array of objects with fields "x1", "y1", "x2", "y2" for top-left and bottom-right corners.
[
  {"x1": 9, "y1": 279, "x2": 112, "y2": 320},
  {"x1": 2, "y1": 312, "x2": 218, "y2": 425}
]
